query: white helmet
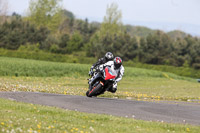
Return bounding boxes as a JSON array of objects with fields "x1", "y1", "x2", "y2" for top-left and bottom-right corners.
[{"x1": 105, "y1": 52, "x2": 114, "y2": 61}]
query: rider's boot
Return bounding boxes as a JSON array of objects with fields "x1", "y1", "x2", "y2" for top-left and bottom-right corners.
[{"x1": 107, "y1": 87, "x2": 117, "y2": 93}]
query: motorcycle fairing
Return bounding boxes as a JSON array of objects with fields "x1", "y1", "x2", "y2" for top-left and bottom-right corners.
[{"x1": 104, "y1": 67, "x2": 116, "y2": 80}]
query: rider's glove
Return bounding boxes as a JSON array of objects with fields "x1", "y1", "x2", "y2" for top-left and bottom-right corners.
[
  {"x1": 90, "y1": 66, "x2": 94, "y2": 70},
  {"x1": 89, "y1": 66, "x2": 94, "y2": 76},
  {"x1": 113, "y1": 81, "x2": 117, "y2": 88},
  {"x1": 89, "y1": 70, "x2": 93, "y2": 76}
]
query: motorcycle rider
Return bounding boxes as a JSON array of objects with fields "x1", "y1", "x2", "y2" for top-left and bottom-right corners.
[
  {"x1": 107, "y1": 57, "x2": 124, "y2": 93},
  {"x1": 87, "y1": 56, "x2": 124, "y2": 96},
  {"x1": 89, "y1": 52, "x2": 114, "y2": 76}
]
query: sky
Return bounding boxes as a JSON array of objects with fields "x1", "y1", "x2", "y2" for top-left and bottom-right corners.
[{"x1": 6, "y1": 0, "x2": 200, "y2": 36}]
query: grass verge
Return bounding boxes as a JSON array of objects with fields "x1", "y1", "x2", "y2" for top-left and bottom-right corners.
[
  {"x1": 0, "y1": 76, "x2": 200, "y2": 102},
  {"x1": 0, "y1": 98, "x2": 200, "y2": 133}
]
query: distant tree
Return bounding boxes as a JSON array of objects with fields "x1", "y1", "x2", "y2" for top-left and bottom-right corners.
[
  {"x1": 122, "y1": 35, "x2": 139, "y2": 60},
  {"x1": 40, "y1": 34, "x2": 57, "y2": 50},
  {"x1": 58, "y1": 9, "x2": 75, "y2": 34},
  {"x1": 84, "y1": 18, "x2": 89, "y2": 31},
  {"x1": 89, "y1": 22, "x2": 100, "y2": 34},
  {"x1": 60, "y1": 9, "x2": 74, "y2": 19},
  {"x1": 67, "y1": 32, "x2": 83, "y2": 53},
  {"x1": 138, "y1": 37, "x2": 146, "y2": 62},
  {"x1": 59, "y1": 33, "x2": 70, "y2": 48},
  {"x1": 184, "y1": 36, "x2": 200, "y2": 67},
  {"x1": 125, "y1": 25, "x2": 156, "y2": 38},
  {"x1": 87, "y1": 2, "x2": 124, "y2": 58},
  {"x1": 12, "y1": 12, "x2": 21, "y2": 19},
  {"x1": 50, "y1": 44, "x2": 59, "y2": 53},
  {"x1": 98, "y1": 2, "x2": 123, "y2": 39},
  {"x1": 0, "y1": 17, "x2": 49, "y2": 50},
  {"x1": 74, "y1": 19, "x2": 84, "y2": 33},
  {"x1": 27, "y1": 0, "x2": 63, "y2": 31},
  {"x1": 0, "y1": 0, "x2": 8, "y2": 24},
  {"x1": 55, "y1": 33, "x2": 70, "y2": 54},
  {"x1": 139, "y1": 31, "x2": 172, "y2": 64}
]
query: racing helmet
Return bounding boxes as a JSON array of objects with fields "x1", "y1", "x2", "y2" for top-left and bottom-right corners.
[
  {"x1": 114, "y1": 57, "x2": 122, "y2": 69},
  {"x1": 104, "y1": 52, "x2": 114, "y2": 61}
]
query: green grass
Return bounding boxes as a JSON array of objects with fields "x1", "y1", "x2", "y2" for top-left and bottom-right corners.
[
  {"x1": 1, "y1": 48, "x2": 200, "y2": 78},
  {"x1": 117, "y1": 77, "x2": 200, "y2": 101},
  {"x1": 0, "y1": 57, "x2": 200, "y2": 132},
  {"x1": 0, "y1": 57, "x2": 195, "y2": 81},
  {"x1": 0, "y1": 57, "x2": 200, "y2": 102},
  {"x1": 0, "y1": 76, "x2": 200, "y2": 102},
  {"x1": 0, "y1": 57, "x2": 89, "y2": 77},
  {"x1": 0, "y1": 98, "x2": 200, "y2": 133},
  {"x1": 0, "y1": 48, "x2": 96, "y2": 64}
]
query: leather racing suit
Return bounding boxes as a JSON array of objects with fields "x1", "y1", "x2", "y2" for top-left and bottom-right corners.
[{"x1": 99, "y1": 61, "x2": 125, "y2": 93}]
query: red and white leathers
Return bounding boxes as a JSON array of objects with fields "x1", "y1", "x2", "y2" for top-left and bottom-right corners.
[{"x1": 99, "y1": 61, "x2": 124, "y2": 91}]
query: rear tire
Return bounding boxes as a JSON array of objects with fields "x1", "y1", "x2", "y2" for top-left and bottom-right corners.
[{"x1": 87, "y1": 83, "x2": 102, "y2": 97}]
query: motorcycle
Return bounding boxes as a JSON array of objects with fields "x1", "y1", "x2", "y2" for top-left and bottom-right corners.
[{"x1": 86, "y1": 63, "x2": 117, "y2": 97}]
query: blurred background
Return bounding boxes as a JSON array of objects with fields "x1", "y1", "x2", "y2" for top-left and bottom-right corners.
[{"x1": 0, "y1": 0, "x2": 200, "y2": 72}]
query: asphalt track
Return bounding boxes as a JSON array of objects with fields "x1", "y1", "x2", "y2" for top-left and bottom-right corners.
[{"x1": 0, "y1": 92, "x2": 200, "y2": 125}]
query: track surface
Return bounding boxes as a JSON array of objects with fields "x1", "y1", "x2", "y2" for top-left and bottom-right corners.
[{"x1": 0, "y1": 92, "x2": 200, "y2": 125}]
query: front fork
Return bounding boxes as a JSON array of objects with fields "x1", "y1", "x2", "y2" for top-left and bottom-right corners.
[{"x1": 88, "y1": 73, "x2": 101, "y2": 89}]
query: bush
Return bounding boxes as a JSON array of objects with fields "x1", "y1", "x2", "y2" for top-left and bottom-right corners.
[
  {"x1": 18, "y1": 43, "x2": 40, "y2": 52},
  {"x1": 50, "y1": 44, "x2": 59, "y2": 53},
  {"x1": 193, "y1": 63, "x2": 200, "y2": 69}
]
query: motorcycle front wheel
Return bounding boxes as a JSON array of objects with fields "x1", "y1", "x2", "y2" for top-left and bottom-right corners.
[{"x1": 86, "y1": 83, "x2": 102, "y2": 97}]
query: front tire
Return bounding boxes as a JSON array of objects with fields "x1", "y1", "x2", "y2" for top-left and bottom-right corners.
[
  {"x1": 87, "y1": 83, "x2": 102, "y2": 97},
  {"x1": 86, "y1": 90, "x2": 89, "y2": 97}
]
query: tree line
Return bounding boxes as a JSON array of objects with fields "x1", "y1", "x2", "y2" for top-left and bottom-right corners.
[{"x1": 0, "y1": 0, "x2": 200, "y2": 69}]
